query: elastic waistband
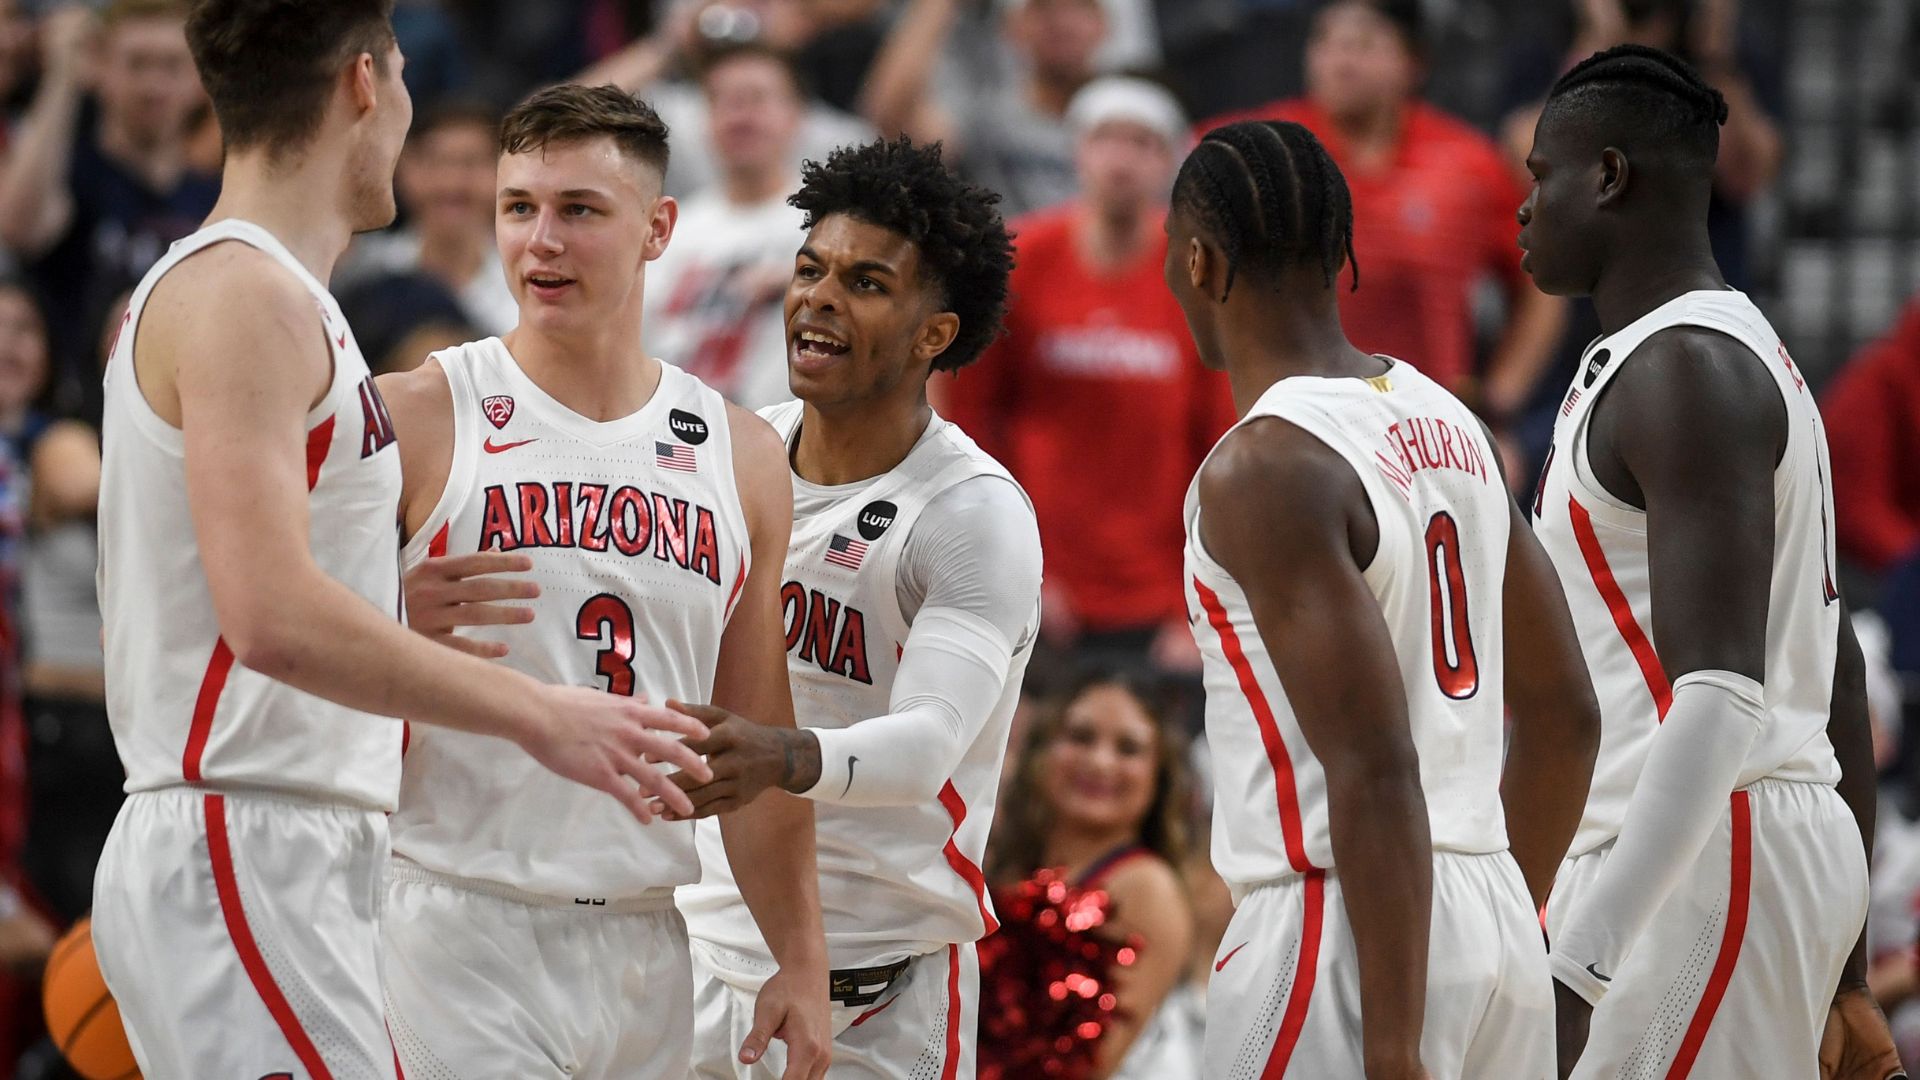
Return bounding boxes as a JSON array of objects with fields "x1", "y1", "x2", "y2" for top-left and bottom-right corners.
[
  {"x1": 135, "y1": 782, "x2": 389, "y2": 816},
  {"x1": 387, "y1": 859, "x2": 677, "y2": 914}
]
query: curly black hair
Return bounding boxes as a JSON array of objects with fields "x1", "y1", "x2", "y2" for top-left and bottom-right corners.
[
  {"x1": 1172, "y1": 120, "x2": 1357, "y2": 300},
  {"x1": 789, "y1": 137, "x2": 1015, "y2": 373}
]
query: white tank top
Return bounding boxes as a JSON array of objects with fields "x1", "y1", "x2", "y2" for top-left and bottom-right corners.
[
  {"x1": 680, "y1": 402, "x2": 1032, "y2": 968},
  {"x1": 1185, "y1": 360, "x2": 1512, "y2": 892},
  {"x1": 387, "y1": 339, "x2": 751, "y2": 900},
  {"x1": 1532, "y1": 290, "x2": 1842, "y2": 857},
  {"x1": 98, "y1": 219, "x2": 406, "y2": 810}
]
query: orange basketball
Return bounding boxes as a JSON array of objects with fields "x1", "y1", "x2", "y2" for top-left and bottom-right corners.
[{"x1": 42, "y1": 917, "x2": 141, "y2": 1080}]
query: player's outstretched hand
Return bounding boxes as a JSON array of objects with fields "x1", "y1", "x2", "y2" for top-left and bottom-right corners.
[
  {"x1": 740, "y1": 964, "x2": 830, "y2": 1080},
  {"x1": 523, "y1": 687, "x2": 713, "y2": 824},
  {"x1": 1554, "y1": 978, "x2": 1593, "y2": 1080},
  {"x1": 404, "y1": 552, "x2": 540, "y2": 658},
  {"x1": 665, "y1": 701, "x2": 819, "y2": 818},
  {"x1": 1821, "y1": 985, "x2": 1907, "y2": 1080}
]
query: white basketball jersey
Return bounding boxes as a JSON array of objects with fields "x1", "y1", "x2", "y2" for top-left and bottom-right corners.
[
  {"x1": 388, "y1": 338, "x2": 751, "y2": 899},
  {"x1": 1533, "y1": 290, "x2": 1842, "y2": 857},
  {"x1": 680, "y1": 402, "x2": 1034, "y2": 968},
  {"x1": 98, "y1": 219, "x2": 405, "y2": 810},
  {"x1": 1185, "y1": 360, "x2": 1512, "y2": 893}
]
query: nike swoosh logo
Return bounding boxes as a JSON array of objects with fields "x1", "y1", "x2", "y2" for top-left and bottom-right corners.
[
  {"x1": 842, "y1": 756, "x2": 858, "y2": 798},
  {"x1": 849, "y1": 994, "x2": 899, "y2": 1028},
  {"x1": 335, "y1": 332, "x2": 347, "y2": 349},
  {"x1": 1215, "y1": 942, "x2": 1249, "y2": 972},
  {"x1": 1586, "y1": 962, "x2": 1611, "y2": 984},
  {"x1": 483, "y1": 437, "x2": 538, "y2": 454}
]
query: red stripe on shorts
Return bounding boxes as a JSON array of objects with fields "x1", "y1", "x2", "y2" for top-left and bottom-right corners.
[
  {"x1": 204, "y1": 793, "x2": 336, "y2": 1080},
  {"x1": 1665, "y1": 790, "x2": 1753, "y2": 1079},
  {"x1": 941, "y1": 942, "x2": 962, "y2": 1080},
  {"x1": 1261, "y1": 869, "x2": 1326, "y2": 1079}
]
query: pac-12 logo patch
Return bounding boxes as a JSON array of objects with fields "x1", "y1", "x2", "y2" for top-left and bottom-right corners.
[
  {"x1": 482, "y1": 395, "x2": 515, "y2": 430},
  {"x1": 857, "y1": 500, "x2": 897, "y2": 541},
  {"x1": 669, "y1": 409, "x2": 709, "y2": 445},
  {"x1": 1581, "y1": 348, "x2": 1612, "y2": 389}
]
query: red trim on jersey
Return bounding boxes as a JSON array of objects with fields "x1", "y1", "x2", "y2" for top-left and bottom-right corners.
[
  {"x1": 940, "y1": 942, "x2": 963, "y2": 1080},
  {"x1": 848, "y1": 994, "x2": 901, "y2": 1028},
  {"x1": 182, "y1": 639, "x2": 237, "y2": 782},
  {"x1": 723, "y1": 554, "x2": 747, "y2": 622},
  {"x1": 1568, "y1": 497, "x2": 1673, "y2": 719},
  {"x1": 1665, "y1": 791, "x2": 1752, "y2": 1079},
  {"x1": 938, "y1": 782, "x2": 998, "y2": 935},
  {"x1": 204, "y1": 794, "x2": 336, "y2": 1080},
  {"x1": 1261, "y1": 869, "x2": 1326, "y2": 1078},
  {"x1": 1193, "y1": 576, "x2": 1315, "y2": 873},
  {"x1": 305, "y1": 414, "x2": 337, "y2": 491},
  {"x1": 387, "y1": 1021, "x2": 406, "y2": 1080}
]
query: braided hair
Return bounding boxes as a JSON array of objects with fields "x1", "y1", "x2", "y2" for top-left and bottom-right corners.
[
  {"x1": 1544, "y1": 44, "x2": 1728, "y2": 169},
  {"x1": 1170, "y1": 120, "x2": 1357, "y2": 300}
]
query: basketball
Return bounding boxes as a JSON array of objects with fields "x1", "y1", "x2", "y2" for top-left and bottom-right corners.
[{"x1": 42, "y1": 917, "x2": 140, "y2": 1080}]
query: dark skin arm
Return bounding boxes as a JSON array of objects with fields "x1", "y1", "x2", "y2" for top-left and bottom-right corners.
[
  {"x1": 1821, "y1": 605, "x2": 1903, "y2": 1080},
  {"x1": 1498, "y1": 492, "x2": 1602, "y2": 910},
  {"x1": 1554, "y1": 326, "x2": 1785, "y2": 1073},
  {"x1": 1200, "y1": 417, "x2": 1431, "y2": 1080}
]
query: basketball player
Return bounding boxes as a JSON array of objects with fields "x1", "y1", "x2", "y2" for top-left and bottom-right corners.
[
  {"x1": 1517, "y1": 45, "x2": 1897, "y2": 1079},
  {"x1": 1165, "y1": 120, "x2": 1601, "y2": 1079},
  {"x1": 660, "y1": 136, "x2": 1039, "y2": 1080},
  {"x1": 91, "y1": 5, "x2": 713, "y2": 1079},
  {"x1": 374, "y1": 85, "x2": 829, "y2": 1080}
]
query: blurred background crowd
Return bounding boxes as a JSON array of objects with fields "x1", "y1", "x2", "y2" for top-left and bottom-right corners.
[{"x1": 0, "y1": 0, "x2": 1909, "y2": 1075}]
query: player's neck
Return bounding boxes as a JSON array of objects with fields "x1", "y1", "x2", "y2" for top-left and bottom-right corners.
[
  {"x1": 1590, "y1": 236, "x2": 1725, "y2": 336},
  {"x1": 203, "y1": 155, "x2": 356, "y2": 284},
  {"x1": 1216, "y1": 288, "x2": 1376, "y2": 414},
  {"x1": 792, "y1": 396, "x2": 932, "y2": 487},
  {"x1": 504, "y1": 323, "x2": 663, "y2": 423}
]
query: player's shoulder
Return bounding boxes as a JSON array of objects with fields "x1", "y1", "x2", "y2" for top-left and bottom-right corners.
[
  {"x1": 145, "y1": 239, "x2": 314, "y2": 338},
  {"x1": 1199, "y1": 413, "x2": 1356, "y2": 508},
  {"x1": 374, "y1": 352, "x2": 452, "y2": 425},
  {"x1": 1606, "y1": 323, "x2": 1787, "y2": 459}
]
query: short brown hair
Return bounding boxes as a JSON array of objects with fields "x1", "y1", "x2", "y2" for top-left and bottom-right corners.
[
  {"x1": 187, "y1": 0, "x2": 396, "y2": 157},
  {"x1": 499, "y1": 84, "x2": 670, "y2": 177}
]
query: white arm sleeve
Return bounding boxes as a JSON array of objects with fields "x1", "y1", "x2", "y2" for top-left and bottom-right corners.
[
  {"x1": 798, "y1": 475, "x2": 1041, "y2": 807},
  {"x1": 1548, "y1": 670, "x2": 1766, "y2": 1003}
]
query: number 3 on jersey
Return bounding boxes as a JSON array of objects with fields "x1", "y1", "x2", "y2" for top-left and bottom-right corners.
[
  {"x1": 1425, "y1": 512, "x2": 1480, "y2": 699},
  {"x1": 576, "y1": 593, "x2": 637, "y2": 695}
]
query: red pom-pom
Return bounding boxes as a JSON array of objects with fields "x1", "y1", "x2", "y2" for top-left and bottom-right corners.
[{"x1": 976, "y1": 870, "x2": 1144, "y2": 1080}]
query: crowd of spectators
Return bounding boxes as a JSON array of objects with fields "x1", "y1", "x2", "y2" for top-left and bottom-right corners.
[{"x1": 0, "y1": 0, "x2": 1910, "y2": 1075}]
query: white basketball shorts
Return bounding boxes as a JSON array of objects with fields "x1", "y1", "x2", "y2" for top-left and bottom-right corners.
[
  {"x1": 92, "y1": 787, "x2": 399, "y2": 1080},
  {"x1": 1547, "y1": 778, "x2": 1867, "y2": 1080},
  {"x1": 1204, "y1": 849, "x2": 1553, "y2": 1079}
]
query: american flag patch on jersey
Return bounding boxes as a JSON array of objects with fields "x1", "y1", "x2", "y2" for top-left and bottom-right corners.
[
  {"x1": 824, "y1": 533, "x2": 868, "y2": 571},
  {"x1": 656, "y1": 442, "x2": 697, "y2": 473}
]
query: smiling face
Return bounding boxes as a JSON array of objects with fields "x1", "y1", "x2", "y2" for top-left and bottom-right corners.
[
  {"x1": 496, "y1": 135, "x2": 675, "y2": 339},
  {"x1": 1039, "y1": 684, "x2": 1161, "y2": 838},
  {"x1": 784, "y1": 212, "x2": 957, "y2": 409}
]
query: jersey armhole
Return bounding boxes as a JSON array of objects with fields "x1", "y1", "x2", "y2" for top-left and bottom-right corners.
[{"x1": 399, "y1": 354, "x2": 475, "y2": 567}]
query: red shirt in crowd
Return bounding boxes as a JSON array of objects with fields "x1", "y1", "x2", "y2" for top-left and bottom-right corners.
[
  {"x1": 1203, "y1": 98, "x2": 1530, "y2": 392},
  {"x1": 1823, "y1": 295, "x2": 1920, "y2": 573},
  {"x1": 940, "y1": 205, "x2": 1237, "y2": 634}
]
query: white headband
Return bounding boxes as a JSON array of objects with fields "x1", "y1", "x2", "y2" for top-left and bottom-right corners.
[{"x1": 1066, "y1": 76, "x2": 1190, "y2": 150}]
